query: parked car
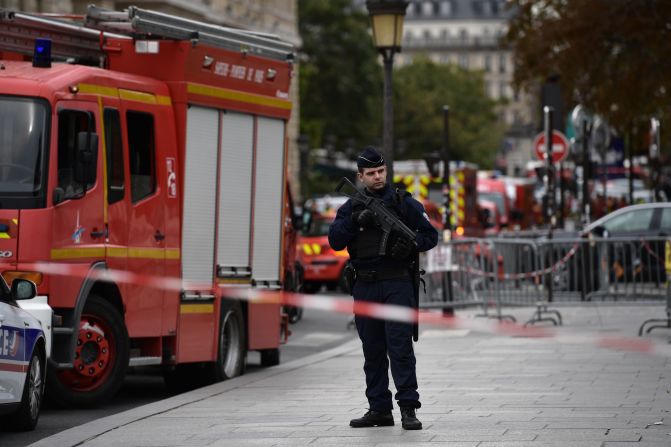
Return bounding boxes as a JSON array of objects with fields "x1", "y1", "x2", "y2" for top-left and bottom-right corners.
[
  {"x1": 0, "y1": 278, "x2": 46, "y2": 431},
  {"x1": 585, "y1": 202, "x2": 671, "y2": 237},
  {"x1": 556, "y1": 203, "x2": 671, "y2": 292}
]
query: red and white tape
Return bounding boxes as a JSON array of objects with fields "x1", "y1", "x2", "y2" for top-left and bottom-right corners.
[{"x1": 31, "y1": 261, "x2": 671, "y2": 357}]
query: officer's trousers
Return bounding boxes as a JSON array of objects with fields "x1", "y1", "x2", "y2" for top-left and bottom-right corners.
[{"x1": 352, "y1": 277, "x2": 420, "y2": 412}]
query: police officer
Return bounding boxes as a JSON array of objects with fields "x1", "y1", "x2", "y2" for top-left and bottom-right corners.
[{"x1": 328, "y1": 147, "x2": 438, "y2": 430}]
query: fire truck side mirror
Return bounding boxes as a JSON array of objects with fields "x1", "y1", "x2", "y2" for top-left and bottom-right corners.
[{"x1": 74, "y1": 131, "x2": 99, "y2": 187}]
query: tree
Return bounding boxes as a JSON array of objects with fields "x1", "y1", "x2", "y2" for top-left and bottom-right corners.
[
  {"x1": 298, "y1": 0, "x2": 382, "y2": 153},
  {"x1": 506, "y1": 0, "x2": 671, "y2": 145},
  {"x1": 393, "y1": 57, "x2": 505, "y2": 167}
]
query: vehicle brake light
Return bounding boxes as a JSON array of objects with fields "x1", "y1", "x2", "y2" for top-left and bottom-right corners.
[{"x1": 2, "y1": 271, "x2": 43, "y2": 286}]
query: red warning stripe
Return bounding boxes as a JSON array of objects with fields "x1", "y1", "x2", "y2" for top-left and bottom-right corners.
[{"x1": 0, "y1": 360, "x2": 28, "y2": 373}]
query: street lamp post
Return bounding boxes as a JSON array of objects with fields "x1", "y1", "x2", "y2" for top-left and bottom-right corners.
[
  {"x1": 441, "y1": 105, "x2": 454, "y2": 316},
  {"x1": 365, "y1": 0, "x2": 408, "y2": 184}
]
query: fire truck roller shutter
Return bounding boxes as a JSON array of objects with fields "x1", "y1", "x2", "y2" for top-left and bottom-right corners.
[
  {"x1": 182, "y1": 106, "x2": 218, "y2": 285},
  {"x1": 251, "y1": 117, "x2": 285, "y2": 285},
  {"x1": 217, "y1": 112, "x2": 254, "y2": 276}
]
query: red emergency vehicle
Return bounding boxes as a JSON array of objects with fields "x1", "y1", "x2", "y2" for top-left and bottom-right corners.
[
  {"x1": 0, "y1": 6, "x2": 296, "y2": 406},
  {"x1": 295, "y1": 196, "x2": 348, "y2": 293},
  {"x1": 477, "y1": 176, "x2": 511, "y2": 229}
]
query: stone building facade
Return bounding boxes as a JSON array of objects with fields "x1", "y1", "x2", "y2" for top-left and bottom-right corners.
[{"x1": 398, "y1": 0, "x2": 536, "y2": 175}]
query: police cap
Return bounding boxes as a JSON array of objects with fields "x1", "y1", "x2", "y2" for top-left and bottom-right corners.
[{"x1": 357, "y1": 147, "x2": 385, "y2": 169}]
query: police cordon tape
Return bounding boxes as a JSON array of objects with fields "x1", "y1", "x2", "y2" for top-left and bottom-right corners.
[{"x1": 31, "y1": 261, "x2": 671, "y2": 357}]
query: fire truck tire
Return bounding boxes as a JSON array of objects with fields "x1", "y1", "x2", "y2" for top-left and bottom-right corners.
[
  {"x1": 205, "y1": 301, "x2": 246, "y2": 382},
  {"x1": 260, "y1": 348, "x2": 280, "y2": 367},
  {"x1": 46, "y1": 295, "x2": 129, "y2": 408}
]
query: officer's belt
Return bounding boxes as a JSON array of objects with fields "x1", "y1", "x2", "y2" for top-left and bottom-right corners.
[{"x1": 356, "y1": 268, "x2": 410, "y2": 282}]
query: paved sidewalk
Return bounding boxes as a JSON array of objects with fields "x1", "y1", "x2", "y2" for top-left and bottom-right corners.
[{"x1": 32, "y1": 305, "x2": 671, "y2": 447}]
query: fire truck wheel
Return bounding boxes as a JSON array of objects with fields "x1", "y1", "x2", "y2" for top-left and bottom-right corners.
[
  {"x1": 205, "y1": 301, "x2": 246, "y2": 382},
  {"x1": 46, "y1": 294, "x2": 129, "y2": 408},
  {"x1": 260, "y1": 348, "x2": 280, "y2": 367}
]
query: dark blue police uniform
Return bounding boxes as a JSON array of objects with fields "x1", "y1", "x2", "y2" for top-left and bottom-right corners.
[{"x1": 328, "y1": 183, "x2": 438, "y2": 413}]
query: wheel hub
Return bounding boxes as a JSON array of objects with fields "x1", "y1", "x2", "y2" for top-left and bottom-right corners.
[
  {"x1": 72, "y1": 321, "x2": 110, "y2": 380},
  {"x1": 61, "y1": 318, "x2": 112, "y2": 390}
]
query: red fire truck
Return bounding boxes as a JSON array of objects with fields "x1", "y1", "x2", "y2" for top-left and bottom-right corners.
[{"x1": 0, "y1": 6, "x2": 295, "y2": 406}]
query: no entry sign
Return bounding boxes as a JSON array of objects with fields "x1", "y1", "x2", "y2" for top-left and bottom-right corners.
[{"x1": 533, "y1": 130, "x2": 569, "y2": 163}]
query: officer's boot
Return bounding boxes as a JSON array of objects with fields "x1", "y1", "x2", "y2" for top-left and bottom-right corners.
[
  {"x1": 400, "y1": 407, "x2": 422, "y2": 430},
  {"x1": 349, "y1": 410, "x2": 394, "y2": 428}
]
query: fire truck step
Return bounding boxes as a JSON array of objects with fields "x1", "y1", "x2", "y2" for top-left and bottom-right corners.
[{"x1": 128, "y1": 356, "x2": 162, "y2": 367}]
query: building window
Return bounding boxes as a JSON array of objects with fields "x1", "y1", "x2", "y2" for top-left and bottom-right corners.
[
  {"x1": 459, "y1": 53, "x2": 469, "y2": 69},
  {"x1": 499, "y1": 53, "x2": 507, "y2": 73},
  {"x1": 491, "y1": 0, "x2": 500, "y2": 14},
  {"x1": 440, "y1": 0, "x2": 452, "y2": 15},
  {"x1": 127, "y1": 111, "x2": 156, "y2": 203},
  {"x1": 423, "y1": 29, "x2": 432, "y2": 42},
  {"x1": 459, "y1": 28, "x2": 468, "y2": 42},
  {"x1": 484, "y1": 54, "x2": 491, "y2": 72},
  {"x1": 422, "y1": 1, "x2": 433, "y2": 16},
  {"x1": 499, "y1": 82, "x2": 508, "y2": 99},
  {"x1": 440, "y1": 29, "x2": 449, "y2": 41}
]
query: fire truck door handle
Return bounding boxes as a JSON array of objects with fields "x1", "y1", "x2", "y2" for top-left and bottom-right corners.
[
  {"x1": 91, "y1": 224, "x2": 109, "y2": 239},
  {"x1": 154, "y1": 230, "x2": 166, "y2": 242}
]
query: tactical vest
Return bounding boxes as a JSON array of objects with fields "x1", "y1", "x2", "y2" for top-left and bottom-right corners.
[{"x1": 347, "y1": 189, "x2": 410, "y2": 260}]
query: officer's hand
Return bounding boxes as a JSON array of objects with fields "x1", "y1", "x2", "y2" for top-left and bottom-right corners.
[
  {"x1": 352, "y1": 209, "x2": 377, "y2": 228},
  {"x1": 390, "y1": 236, "x2": 414, "y2": 260}
]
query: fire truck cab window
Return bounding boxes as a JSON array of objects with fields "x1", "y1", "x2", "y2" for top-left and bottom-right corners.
[
  {"x1": 0, "y1": 97, "x2": 48, "y2": 201},
  {"x1": 57, "y1": 109, "x2": 95, "y2": 199},
  {"x1": 126, "y1": 111, "x2": 156, "y2": 203},
  {"x1": 104, "y1": 108, "x2": 124, "y2": 204}
]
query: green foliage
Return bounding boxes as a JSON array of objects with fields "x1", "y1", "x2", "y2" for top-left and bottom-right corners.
[
  {"x1": 506, "y1": 0, "x2": 671, "y2": 148},
  {"x1": 305, "y1": 171, "x2": 342, "y2": 196},
  {"x1": 393, "y1": 57, "x2": 505, "y2": 167},
  {"x1": 298, "y1": 0, "x2": 382, "y2": 151}
]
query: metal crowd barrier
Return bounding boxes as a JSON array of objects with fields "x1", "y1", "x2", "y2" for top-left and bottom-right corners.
[
  {"x1": 421, "y1": 235, "x2": 671, "y2": 332},
  {"x1": 421, "y1": 238, "x2": 489, "y2": 312}
]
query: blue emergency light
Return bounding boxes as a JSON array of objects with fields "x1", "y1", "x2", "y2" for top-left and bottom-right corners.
[{"x1": 33, "y1": 38, "x2": 52, "y2": 68}]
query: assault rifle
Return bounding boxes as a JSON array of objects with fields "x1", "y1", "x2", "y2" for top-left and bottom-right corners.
[{"x1": 336, "y1": 177, "x2": 417, "y2": 256}]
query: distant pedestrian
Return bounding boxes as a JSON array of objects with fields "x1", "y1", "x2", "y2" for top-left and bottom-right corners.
[{"x1": 328, "y1": 147, "x2": 438, "y2": 430}]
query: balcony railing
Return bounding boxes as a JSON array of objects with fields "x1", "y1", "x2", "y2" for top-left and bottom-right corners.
[{"x1": 403, "y1": 35, "x2": 504, "y2": 49}]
